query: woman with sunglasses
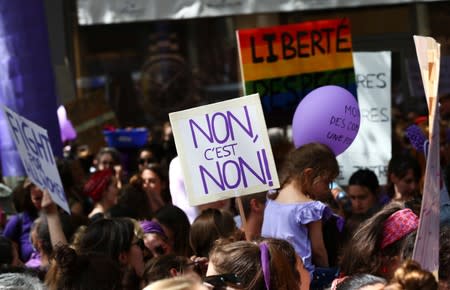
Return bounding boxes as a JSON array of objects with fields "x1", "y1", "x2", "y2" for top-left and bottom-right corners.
[
  {"x1": 206, "y1": 239, "x2": 298, "y2": 290},
  {"x1": 137, "y1": 146, "x2": 161, "y2": 172}
]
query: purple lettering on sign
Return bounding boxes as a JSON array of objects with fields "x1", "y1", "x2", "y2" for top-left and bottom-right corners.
[
  {"x1": 189, "y1": 106, "x2": 255, "y2": 149},
  {"x1": 5, "y1": 111, "x2": 23, "y2": 146},
  {"x1": 226, "y1": 106, "x2": 254, "y2": 141},
  {"x1": 198, "y1": 148, "x2": 272, "y2": 194},
  {"x1": 238, "y1": 154, "x2": 266, "y2": 188},
  {"x1": 211, "y1": 112, "x2": 230, "y2": 144},
  {"x1": 261, "y1": 149, "x2": 273, "y2": 187},
  {"x1": 223, "y1": 160, "x2": 242, "y2": 189},
  {"x1": 6, "y1": 111, "x2": 54, "y2": 165},
  {"x1": 199, "y1": 162, "x2": 226, "y2": 193},
  {"x1": 189, "y1": 114, "x2": 214, "y2": 149}
]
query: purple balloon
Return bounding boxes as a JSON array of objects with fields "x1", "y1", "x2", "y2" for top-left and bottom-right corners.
[{"x1": 292, "y1": 85, "x2": 360, "y2": 156}]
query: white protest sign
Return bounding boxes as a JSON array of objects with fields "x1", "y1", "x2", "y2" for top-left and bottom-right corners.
[
  {"x1": 337, "y1": 52, "x2": 392, "y2": 185},
  {"x1": 169, "y1": 94, "x2": 279, "y2": 206},
  {"x1": 407, "y1": 55, "x2": 450, "y2": 97},
  {"x1": 3, "y1": 106, "x2": 70, "y2": 213},
  {"x1": 412, "y1": 35, "x2": 440, "y2": 277}
]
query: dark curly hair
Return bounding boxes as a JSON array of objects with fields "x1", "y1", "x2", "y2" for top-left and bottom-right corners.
[{"x1": 46, "y1": 245, "x2": 121, "y2": 290}]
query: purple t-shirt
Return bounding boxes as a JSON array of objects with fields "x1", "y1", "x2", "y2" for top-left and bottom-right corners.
[
  {"x1": 2, "y1": 211, "x2": 37, "y2": 262},
  {"x1": 261, "y1": 200, "x2": 326, "y2": 275}
]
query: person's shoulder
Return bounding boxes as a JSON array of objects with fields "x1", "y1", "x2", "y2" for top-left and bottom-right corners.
[
  {"x1": 2, "y1": 213, "x2": 23, "y2": 236},
  {"x1": 5, "y1": 213, "x2": 22, "y2": 225},
  {"x1": 294, "y1": 201, "x2": 328, "y2": 223},
  {"x1": 301, "y1": 200, "x2": 327, "y2": 210}
]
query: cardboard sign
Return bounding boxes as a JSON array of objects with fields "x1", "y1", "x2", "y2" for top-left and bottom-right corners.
[
  {"x1": 407, "y1": 55, "x2": 450, "y2": 97},
  {"x1": 2, "y1": 106, "x2": 70, "y2": 213},
  {"x1": 337, "y1": 52, "x2": 392, "y2": 185},
  {"x1": 236, "y1": 18, "x2": 356, "y2": 126},
  {"x1": 169, "y1": 94, "x2": 279, "y2": 206},
  {"x1": 412, "y1": 35, "x2": 440, "y2": 276}
]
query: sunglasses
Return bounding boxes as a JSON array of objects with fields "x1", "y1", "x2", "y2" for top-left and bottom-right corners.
[
  {"x1": 139, "y1": 158, "x2": 156, "y2": 165},
  {"x1": 204, "y1": 273, "x2": 242, "y2": 290}
]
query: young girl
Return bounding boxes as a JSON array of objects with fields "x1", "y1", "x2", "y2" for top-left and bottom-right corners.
[{"x1": 261, "y1": 142, "x2": 339, "y2": 282}]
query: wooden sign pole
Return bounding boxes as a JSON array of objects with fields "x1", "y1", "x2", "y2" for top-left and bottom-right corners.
[{"x1": 235, "y1": 196, "x2": 249, "y2": 240}]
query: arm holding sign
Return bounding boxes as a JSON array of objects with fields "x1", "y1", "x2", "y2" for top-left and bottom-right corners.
[{"x1": 41, "y1": 190, "x2": 68, "y2": 248}]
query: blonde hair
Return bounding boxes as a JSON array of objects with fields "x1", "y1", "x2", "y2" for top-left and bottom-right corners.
[
  {"x1": 143, "y1": 276, "x2": 202, "y2": 290},
  {"x1": 384, "y1": 260, "x2": 437, "y2": 290}
]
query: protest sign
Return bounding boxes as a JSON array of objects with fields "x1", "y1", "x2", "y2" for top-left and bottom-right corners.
[
  {"x1": 412, "y1": 36, "x2": 440, "y2": 277},
  {"x1": 236, "y1": 18, "x2": 356, "y2": 127},
  {"x1": 2, "y1": 106, "x2": 70, "y2": 213},
  {"x1": 169, "y1": 94, "x2": 279, "y2": 206},
  {"x1": 337, "y1": 52, "x2": 392, "y2": 185},
  {"x1": 407, "y1": 55, "x2": 450, "y2": 97}
]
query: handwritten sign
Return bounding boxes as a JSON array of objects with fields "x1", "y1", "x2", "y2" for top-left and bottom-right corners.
[
  {"x1": 412, "y1": 36, "x2": 440, "y2": 277},
  {"x1": 2, "y1": 106, "x2": 70, "y2": 213},
  {"x1": 169, "y1": 94, "x2": 279, "y2": 206},
  {"x1": 407, "y1": 55, "x2": 450, "y2": 97},
  {"x1": 236, "y1": 18, "x2": 355, "y2": 127},
  {"x1": 337, "y1": 52, "x2": 392, "y2": 185}
]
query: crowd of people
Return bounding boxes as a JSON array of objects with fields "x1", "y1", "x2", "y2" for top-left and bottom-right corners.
[{"x1": 0, "y1": 120, "x2": 449, "y2": 290}]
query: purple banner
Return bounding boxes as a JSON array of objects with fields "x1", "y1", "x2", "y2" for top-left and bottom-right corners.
[{"x1": 0, "y1": 0, "x2": 62, "y2": 177}]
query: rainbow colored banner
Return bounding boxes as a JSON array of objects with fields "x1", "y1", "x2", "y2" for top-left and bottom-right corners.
[{"x1": 236, "y1": 18, "x2": 356, "y2": 126}]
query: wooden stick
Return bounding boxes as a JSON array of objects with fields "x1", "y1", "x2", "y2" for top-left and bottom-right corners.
[{"x1": 235, "y1": 196, "x2": 248, "y2": 239}]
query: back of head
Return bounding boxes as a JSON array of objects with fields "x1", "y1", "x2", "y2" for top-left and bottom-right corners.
[
  {"x1": 258, "y1": 237, "x2": 300, "y2": 286},
  {"x1": 78, "y1": 218, "x2": 134, "y2": 261},
  {"x1": 0, "y1": 272, "x2": 46, "y2": 290},
  {"x1": 280, "y1": 142, "x2": 338, "y2": 188},
  {"x1": 384, "y1": 260, "x2": 437, "y2": 290},
  {"x1": 208, "y1": 240, "x2": 298, "y2": 290},
  {"x1": 110, "y1": 183, "x2": 151, "y2": 220},
  {"x1": 142, "y1": 254, "x2": 189, "y2": 285},
  {"x1": 143, "y1": 276, "x2": 202, "y2": 290},
  {"x1": 189, "y1": 209, "x2": 237, "y2": 257},
  {"x1": 340, "y1": 202, "x2": 418, "y2": 277},
  {"x1": 336, "y1": 274, "x2": 386, "y2": 290},
  {"x1": 46, "y1": 245, "x2": 121, "y2": 290},
  {"x1": 239, "y1": 192, "x2": 267, "y2": 219},
  {"x1": 36, "y1": 213, "x2": 74, "y2": 256},
  {"x1": 348, "y1": 169, "x2": 380, "y2": 195}
]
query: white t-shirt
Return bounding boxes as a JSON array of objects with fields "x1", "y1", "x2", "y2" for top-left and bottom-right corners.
[{"x1": 169, "y1": 156, "x2": 199, "y2": 224}]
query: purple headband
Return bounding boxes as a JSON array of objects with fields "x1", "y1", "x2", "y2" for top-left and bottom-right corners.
[
  {"x1": 259, "y1": 242, "x2": 270, "y2": 290},
  {"x1": 139, "y1": 220, "x2": 167, "y2": 239}
]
